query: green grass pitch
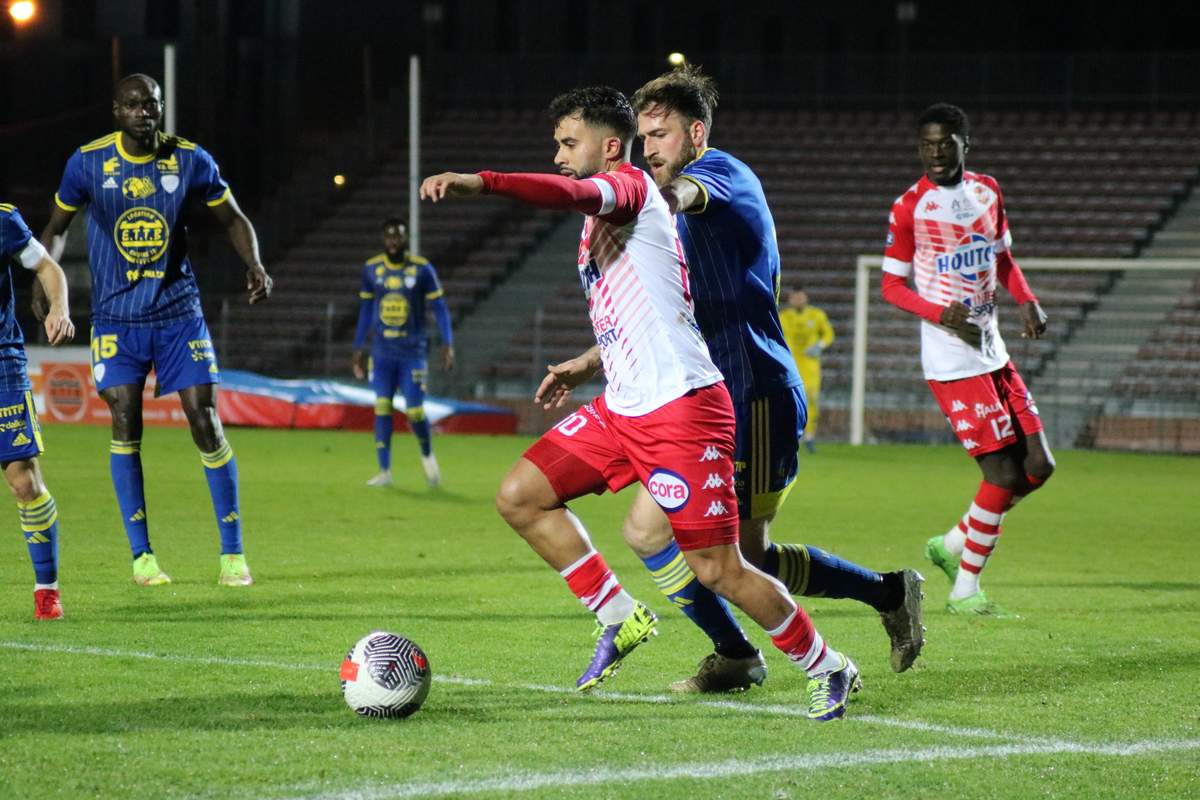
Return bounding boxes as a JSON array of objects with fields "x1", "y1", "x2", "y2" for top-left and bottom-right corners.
[{"x1": 0, "y1": 424, "x2": 1197, "y2": 799}]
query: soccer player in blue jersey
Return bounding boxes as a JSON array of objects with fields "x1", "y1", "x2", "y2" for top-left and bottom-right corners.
[
  {"x1": 0, "y1": 204, "x2": 75, "y2": 618},
  {"x1": 351, "y1": 218, "x2": 454, "y2": 487},
  {"x1": 538, "y1": 66, "x2": 925, "y2": 691},
  {"x1": 38, "y1": 74, "x2": 272, "y2": 588}
]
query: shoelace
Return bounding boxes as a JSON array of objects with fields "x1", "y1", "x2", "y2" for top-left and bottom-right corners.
[{"x1": 807, "y1": 676, "x2": 831, "y2": 709}]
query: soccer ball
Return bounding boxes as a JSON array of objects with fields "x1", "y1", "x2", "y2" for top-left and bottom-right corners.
[{"x1": 340, "y1": 631, "x2": 431, "y2": 718}]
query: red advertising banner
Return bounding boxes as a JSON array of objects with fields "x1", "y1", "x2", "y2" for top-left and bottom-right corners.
[{"x1": 38, "y1": 362, "x2": 187, "y2": 426}]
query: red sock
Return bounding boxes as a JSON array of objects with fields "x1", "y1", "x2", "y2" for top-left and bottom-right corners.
[
  {"x1": 769, "y1": 606, "x2": 830, "y2": 673},
  {"x1": 561, "y1": 551, "x2": 622, "y2": 614},
  {"x1": 959, "y1": 481, "x2": 1015, "y2": 576}
]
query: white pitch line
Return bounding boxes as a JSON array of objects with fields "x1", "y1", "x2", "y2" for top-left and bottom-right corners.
[
  {"x1": 280, "y1": 739, "x2": 1200, "y2": 800},
  {"x1": 0, "y1": 640, "x2": 1021, "y2": 742}
]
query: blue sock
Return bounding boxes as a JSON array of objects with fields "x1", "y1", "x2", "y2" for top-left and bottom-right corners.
[
  {"x1": 408, "y1": 407, "x2": 432, "y2": 457},
  {"x1": 201, "y1": 441, "x2": 242, "y2": 555},
  {"x1": 642, "y1": 540, "x2": 756, "y2": 658},
  {"x1": 19, "y1": 492, "x2": 59, "y2": 585},
  {"x1": 110, "y1": 439, "x2": 152, "y2": 558},
  {"x1": 374, "y1": 400, "x2": 394, "y2": 471},
  {"x1": 764, "y1": 542, "x2": 895, "y2": 612}
]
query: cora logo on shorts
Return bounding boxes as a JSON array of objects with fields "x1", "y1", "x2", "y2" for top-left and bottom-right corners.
[{"x1": 647, "y1": 468, "x2": 690, "y2": 512}]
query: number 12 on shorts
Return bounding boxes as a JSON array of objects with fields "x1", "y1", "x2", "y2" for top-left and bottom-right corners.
[{"x1": 990, "y1": 414, "x2": 1013, "y2": 440}]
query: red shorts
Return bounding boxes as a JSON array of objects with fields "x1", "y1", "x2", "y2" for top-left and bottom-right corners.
[
  {"x1": 524, "y1": 383, "x2": 740, "y2": 550},
  {"x1": 928, "y1": 361, "x2": 1045, "y2": 458}
]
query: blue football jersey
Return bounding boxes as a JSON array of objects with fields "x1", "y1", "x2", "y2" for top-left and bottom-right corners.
[
  {"x1": 0, "y1": 204, "x2": 39, "y2": 390},
  {"x1": 54, "y1": 131, "x2": 230, "y2": 327},
  {"x1": 355, "y1": 253, "x2": 445, "y2": 358},
  {"x1": 676, "y1": 147, "x2": 801, "y2": 402}
]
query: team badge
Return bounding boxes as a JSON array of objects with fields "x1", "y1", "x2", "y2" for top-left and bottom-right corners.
[
  {"x1": 122, "y1": 176, "x2": 156, "y2": 199},
  {"x1": 93, "y1": 363, "x2": 106, "y2": 383},
  {"x1": 161, "y1": 175, "x2": 180, "y2": 193},
  {"x1": 404, "y1": 275, "x2": 416, "y2": 289}
]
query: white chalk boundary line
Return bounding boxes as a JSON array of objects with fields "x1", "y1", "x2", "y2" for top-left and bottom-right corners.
[
  {"x1": 277, "y1": 739, "x2": 1200, "y2": 800},
  {"x1": 0, "y1": 640, "x2": 1040, "y2": 744}
]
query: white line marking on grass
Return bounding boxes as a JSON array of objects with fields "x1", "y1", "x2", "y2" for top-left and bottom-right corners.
[
  {"x1": 280, "y1": 739, "x2": 1200, "y2": 800},
  {"x1": 0, "y1": 640, "x2": 1022, "y2": 742}
]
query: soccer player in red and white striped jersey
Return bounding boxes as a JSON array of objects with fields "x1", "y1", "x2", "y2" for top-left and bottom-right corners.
[
  {"x1": 881, "y1": 103, "x2": 1056, "y2": 618},
  {"x1": 421, "y1": 87, "x2": 860, "y2": 719}
]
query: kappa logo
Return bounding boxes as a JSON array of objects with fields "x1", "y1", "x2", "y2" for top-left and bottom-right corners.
[
  {"x1": 955, "y1": 420, "x2": 973, "y2": 432},
  {"x1": 951, "y1": 400, "x2": 968, "y2": 412},
  {"x1": 703, "y1": 501, "x2": 729, "y2": 517},
  {"x1": 702, "y1": 473, "x2": 727, "y2": 490},
  {"x1": 962, "y1": 439, "x2": 978, "y2": 450},
  {"x1": 103, "y1": 177, "x2": 118, "y2": 189},
  {"x1": 647, "y1": 468, "x2": 690, "y2": 512},
  {"x1": 699, "y1": 446, "x2": 721, "y2": 462},
  {"x1": 924, "y1": 201, "x2": 940, "y2": 212}
]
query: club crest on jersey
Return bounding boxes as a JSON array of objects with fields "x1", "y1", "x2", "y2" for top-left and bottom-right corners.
[
  {"x1": 379, "y1": 292, "x2": 410, "y2": 326},
  {"x1": 936, "y1": 233, "x2": 994, "y2": 279},
  {"x1": 161, "y1": 175, "x2": 180, "y2": 193},
  {"x1": 385, "y1": 276, "x2": 403, "y2": 290},
  {"x1": 122, "y1": 176, "x2": 156, "y2": 200},
  {"x1": 114, "y1": 207, "x2": 169, "y2": 264},
  {"x1": 646, "y1": 468, "x2": 690, "y2": 512},
  {"x1": 404, "y1": 275, "x2": 417, "y2": 289}
]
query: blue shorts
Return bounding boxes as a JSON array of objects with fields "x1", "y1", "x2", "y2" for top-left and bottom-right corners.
[
  {"x1": 0, "y1": 390, "x2": 44, "y2": 465},
  {"x1": 370, "y1": 354, "x2": 427, "y2": 414},
  {"x1": 90, "y1": 318, "x2": 220, "y2": 396},
  {"x1": 733, "y1": 384, "x2": 807, "y2": 521}
]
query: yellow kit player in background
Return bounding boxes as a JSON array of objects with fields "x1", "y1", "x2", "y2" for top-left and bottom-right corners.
[{"x1": 779, "y1": 290, "x2": 833, "y2": 453}]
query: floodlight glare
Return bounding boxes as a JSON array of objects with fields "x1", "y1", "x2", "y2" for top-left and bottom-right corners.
[
  {"x1": 9, "y1": 1, "x2": 36, "y2": 23},
  {"x1": 667, "y1": 52, "x2": 686, "y2": 66}
]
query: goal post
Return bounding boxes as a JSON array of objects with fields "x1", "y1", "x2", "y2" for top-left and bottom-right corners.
[{"x1": 849, "y1": 256, "x2": 1200, "y2": 451}]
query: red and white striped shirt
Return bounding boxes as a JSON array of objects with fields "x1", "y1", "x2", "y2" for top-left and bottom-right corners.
[
  {"x1": 883, "y1": 172, "x2": 1013, "y2": 381},
  {"x1": 579, "y1": 164, "x2": 722, "y2": 415}
]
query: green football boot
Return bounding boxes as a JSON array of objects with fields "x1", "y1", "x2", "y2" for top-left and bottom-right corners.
[
  {"x1": 132, "y1": 553, "x2": 171, "y2": 587},
  {"x1": 924, "y1": 534, "x2": 960, "y2": 582},
  {"x1": 218, "y1": 554, "x2": 254, "y2": 587},
  {"x1": 946, "y1": 590, "x2": 1020, "y2": 619}
]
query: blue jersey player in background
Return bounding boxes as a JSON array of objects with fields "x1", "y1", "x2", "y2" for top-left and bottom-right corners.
[
  {"x1": 38, "y1": 74, "x2": 273, "y2": 588},
  {"x1": 538, "y1": 67, "x2": 925, "y2": 703},
  {"x1": 352, "y1": 218, "x2": 453, "y2": 488},
  {"x1": 0, "y1": 204, "x2": 76, "y2": 619}
]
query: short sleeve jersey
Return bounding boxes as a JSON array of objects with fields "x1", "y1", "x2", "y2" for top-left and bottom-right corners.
[
  {"x1": 54, "y1": 131, "x2": 231, "y2": 327},
  {"x1": 358, "y1": 253, "x2": 444, "y2": 358},
  {"x1": 0, "y1": 205, "x2": 45, "y2": 390},
  {"x1": 578, "y1": 163, "x2": 723, "y2": 416},
  {"x1": 883, "y1": 171, "x2": 1013, "y2": 381},
  {"x1": 675, "y1": 148, "x2": 801, "y2": 402}
]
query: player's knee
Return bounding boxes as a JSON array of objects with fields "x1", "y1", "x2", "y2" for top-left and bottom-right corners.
[
  {"x1": 1026, "y1": 451, "x2": 1056, "y2": 486},
  {"x1": 495, "y1": 473, "x2": 536, "y2": 529},
  {"x1": 5, "y1": 467, "x2": 43, "y2": 503},
  {"x1": 405, "y1": 405, "x2": 426, "y2": 423},
  {"x1": 621, "y1": 517, "x2": 670, "y2": 558},
  {"x1": 685, "y1": 550, "x2": 739, "y2": 596}
]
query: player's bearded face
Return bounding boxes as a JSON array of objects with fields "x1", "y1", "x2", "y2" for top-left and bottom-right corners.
[
  {"x1": 553, "y1": 115, "x2": 607, "y2": 180},
  {"x1": 383, "y1": 226, "x2": 407, "y2": 255},
  {"x1": 637, "y1": 109, "x2": 697, "y2": 188}
]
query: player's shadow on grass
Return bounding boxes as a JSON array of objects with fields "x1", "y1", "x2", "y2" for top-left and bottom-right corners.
[{"x1": 383, "y1": 486, "x2": 474, "y2": 505}]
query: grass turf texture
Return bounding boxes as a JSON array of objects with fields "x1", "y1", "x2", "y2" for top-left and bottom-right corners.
[{"x1": 0, "y1": 425, "x2": 1197, "y2": 799}]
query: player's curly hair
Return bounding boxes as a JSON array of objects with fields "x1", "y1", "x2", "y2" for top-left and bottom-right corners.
[
  {"x1": 631, "y1": 65, "x2": 719, "y2": 131},
  {"x1": 917, "y1": 103, "x2": 970, "y2": 139},
  {"x1": 547, "y1": 86, "x2": 637, "y2": 144}
]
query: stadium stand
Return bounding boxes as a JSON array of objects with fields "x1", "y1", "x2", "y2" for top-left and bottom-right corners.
[{"x1": 479, "y1": 110, "x2": 1200, "y2": 445}]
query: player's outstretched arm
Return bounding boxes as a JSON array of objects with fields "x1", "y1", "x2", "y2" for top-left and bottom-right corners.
[
  {"x1": 209, "y1": 194, "x2": 272, "y2": 304},
  {"x1": 420, "y1": 173, "x2": 485, "y2": 202},
  {"x1": 534, "y1": 346, "x2": 601, "y2": 410},
  {"x1": 661, "y1": 177, "x2": 705, "y2": 215},
  {"x1": 33, "y1": 253, "x2": 74, "y2": 346},
  {"x1": 34, "y1": 206, "x2": 76, "y2": 322}
]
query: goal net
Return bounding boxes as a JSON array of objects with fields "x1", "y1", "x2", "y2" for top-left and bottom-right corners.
[{"x1": 844, "y1": 257, "x2": 1200, "y2": 453}]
